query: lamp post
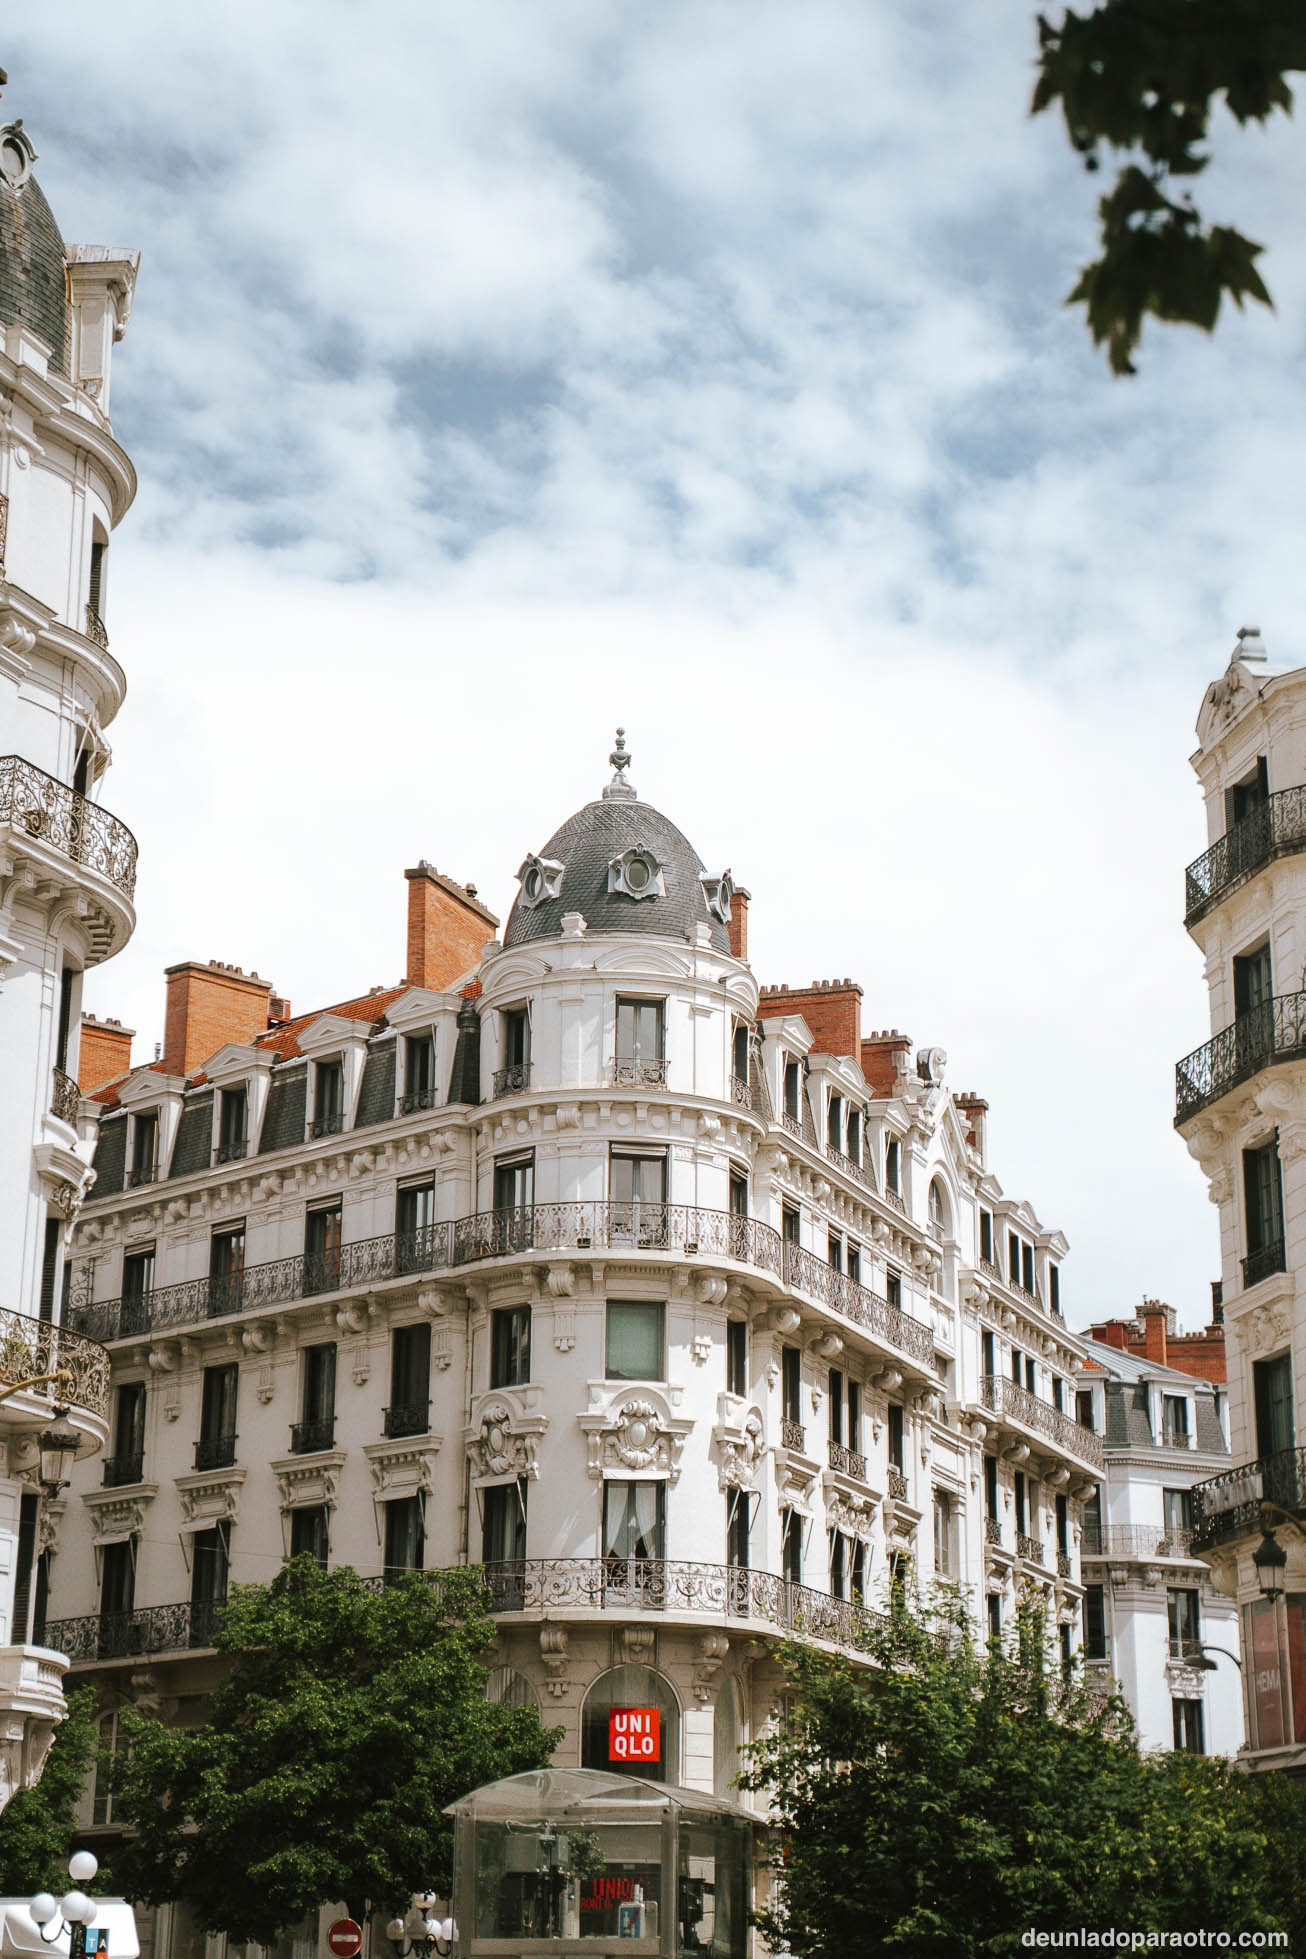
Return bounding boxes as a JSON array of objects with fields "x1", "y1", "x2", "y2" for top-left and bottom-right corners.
[
  {"x1": 30, "y1": 1850, "x2": 101, "y2": 1959},
  {"x1": 1253, "y1": 1527, "x2": 1288, "y2": 1600},
  {"x1": 386, "y1": 1896, "x2": 454, "y2": 1959},
  {"x1": 0, "y1": 1367, "x2": 81, "y2": 1493}
]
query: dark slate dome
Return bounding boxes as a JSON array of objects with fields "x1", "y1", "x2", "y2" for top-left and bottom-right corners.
[
  {"x1": 0, "y1": 123, "x2": 70, "y2": 376},
  {"x1": 504, "y1": 740, "x2": 732, "y2": 953}
]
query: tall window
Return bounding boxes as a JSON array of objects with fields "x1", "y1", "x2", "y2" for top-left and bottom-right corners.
[
  {"x1": 311, "y1": 1058, "x2": 345, "y2": 1137},
  {"x1": 846, "y1": 1106, "x2": 861, "y2": 1165},
  {"x1": 603, "y1": 1481, "x2": 664, "y2": 1566},
  {"x1": 217, "y1": 1085, "x2": 248, "y2": 1163},
  {"x1": 1163, "y1": 1488, "x2": 1194, "y2": 1541},
  {"x1": 1233, "y1": 941, "x2": 1273, "y2": 1019},
  {"x1": 984, "y1": 1454, "x2": 998, "y2": 1521},
  {"x1": 1056, "y1": 1492, "x2": 1069, "y2": 1554},
  {"x1": 829, "y1": 1369, "x2": 844, "y2": 1445},
  {"x1": 726, "y1": 1487, "x2": 749, "y2": 1571},
  {"x1": 828, "y1": 1231, "x2": 843, "y2": 1273},
  {"x1": 39, "y1": 1216, "x2": 60, "y2": 1323},
  {"x1": 615, "y1": 998, "x2": 665, "y2": 1076},
  {"x1": 847, "y1": 1377, "x2": 861, "y2": 1454},
  {"x1": 1161, "y1": 1394, "x2": 1190, "y2": 1447},
  {"x1": 108, "y1": 1382, "x2": 146, "y2": 1486},
  {"x1": 1076, "y1": 1388, "x2": 1096, "y2": 1433},
  {"x1": 209, "y1": 1224, "x2": 246, "y2": 1314},
  {"x1": 1008, "y1": 1231, "x2": 1021, "y2": 1286},
  {"x1": 492, "y1": 1153, "x2": 535, "y2": 1252},
  {"x1": 1013, "y1": 1470, "x2": 1027, "y2": 1536},
  {"x1": 491, "y1": 1305, "x2": 531, "y2": 1388},
  {"x1": 290, "y1": 1505, "x2": 329, "y2": 1567},
  {"x1": 1243, "y1": 1135, "x2": 1285, "y2": 1282},
  {"x1": 191, "y1": 1523, "x2": 230, "y2": 1641},
  {"x1": 988, "y1": 1593, "x2": 1002, "y2": 1642},
  {"x1": 885, "y1": 1137, "x2": 900, "y2": 1194},
  {"x1": 887, "y1": 1403, "x2": 904, "y2": 1472},
  {"x1": 483, "y1": 1480, "x2": 528, "y2": 1566},
  {"x1": 500, "y1": 1008, "x2": 530, "y2": 1092},
  {"x1": 304, "y1": 1201, "x2": 343, "y2": 1293},
  {"x1": 726, "y1": 1319, "x2": 747, "y2": 1397},
  {"x1": 386, "y1": 1324, "x2": 431, "y2": 1437},
  {"x1": 1024, "y1": 1355, "x2": 1037, "y2": 1396},
  {"x1": 384, "y1": 1495, "x2": 425, "y2": 1577},
  {"x1": 979, "y1": 1209, "x2": 993, "y2": 1263},
  {"x1": 129, "y1": 1111, "x2": 158, "y2": 1186},
  {"x1": 1254, "y1": 1354, "x2": 1295, "y2": 1457},
  {"x1": 1167, "y1": 1587, "x2": 1200, "y2": 1658},
  {"x1": 294, "y1": 1343, "x2": 336, "y2": 1453},
  {"x1": 981, "y1": 1328, "x2": 995, "y2": 1378},
  {"x1": 606, "y1": 1300, "x2": 664, "y2": 1381},
  {"x1": 782, "y1": 1203, "x2": 800, "y2": 1246},
  {"x1": 827, "y1": 1093, "x2": 842, "y2": 1154},
  {"x1": 886, "y1": 1269, "x2": 901, "y2": 1308},
  {"x1": 1172, "y1": 1699, "x2": 1205, "y2": 1754},
  {"x1": 933, "y1": 1491, "x2": 953, "y2": 1574},
  {"x1": 728, "y1": 1170, "x2": 749, "y2": 1220},
  {"x1": 402, "y1": 1033, "x2": 435, "y2": 1113},
  {"x1": 1083, "y1": 1585, "x2": 1106, "y2": 1660},
  {"x1": 829, "y1": 1529, "x2": 847, "y2": 1598},
  {"x1": 197, "y1": 1364, "x2": 238, "y2": 1470},
  {"x1": 610, "y1": 1149, "x2": 667, "y2": 1242},
  {"x1": 1227, "y1": 755, "x2": 1269, "y2": 829},
  {"x1": 1049, "y1": 1264, "x2": 1061, "y2": 1316},
  {"x1": 121, "y1": 1245, "x2": 155, "y2": 1337},
  {"x1": 781, "y1": 1506, "x2": 802, "y2": 1584},
  {"x1": 395, "y1": 1178, "x2": 436, "y2": 1271},
  {"x1": 99, "y1": 1539, "x2": 136, "y2": 1632},
  {"x1": 847, "y1": 1240, "x2": 861, "y2": 1285},
  {"x1": 781, "y1": 1345, "x2": 802, "y2": 1427},
  {"x1": 56, "y1": 963, "x2": 77, "y2": 1072},
  {"x1": 783, "y1": 1059, "x2": 801, "y2": 1122}
]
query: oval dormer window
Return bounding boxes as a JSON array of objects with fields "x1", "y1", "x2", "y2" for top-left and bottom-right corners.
[{"x1": 523, "y1": 866, "x2": 543, "y2": 901}]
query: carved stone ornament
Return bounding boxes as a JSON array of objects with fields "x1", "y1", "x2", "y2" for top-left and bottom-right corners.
[
  {"x1": 712, "y1": 1393, "x2": 766, "y2": 1490},
  {"x1": 826, "y1": 1488, "x2": 875, "y2": 1540},
  {"x1": 516, "y1": 854, "x2": 565, "y2": 909},
  {"x1": 540, "y1": 1625, "x2": 570, "y2": 1699},
  {"x1": 579, "y1": 1386, "x2": 693, "y2": 1483},
  {"x1": 693, "y1": 1631, "x2": 730, "y2": 1702},
  {"x1": 175, "y1": 1468, "x2": 246, "y2": 1530},
  {"x1": 466, "y1": 1388, "x2": 549, "y2": 1482},
  {"x1": 553, "y1": 1304, "x2": 577, "y2": 1352},
  {"x1": 363, "y1": 1435, "x2": 444, "y2": 1502},
  {"x1": 82, "y1": 1486, "x2": 156, "y2": 1546},
  {"x1": 607, "y1": 846, "x2": 666, "y2": 901},
  {"x1": 271, "y1": 1453, "x2": 346, "y2": 1512},
  {"x1": 698, "y1": 870, "x2": 734, "y2": 924}
]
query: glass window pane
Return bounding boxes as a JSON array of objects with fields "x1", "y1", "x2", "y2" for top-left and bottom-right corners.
[{"x1": 606, "y1": 1301, "x2": 664, "y2": 1380}]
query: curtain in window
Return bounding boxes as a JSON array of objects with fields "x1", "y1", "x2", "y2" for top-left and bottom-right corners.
[
  {"x1": 606, "y1": 1301, "x2": 663, "y2": 1380},
  {"x1": 604, "y1": 1480, "x2": 664, "y2": 1561}
]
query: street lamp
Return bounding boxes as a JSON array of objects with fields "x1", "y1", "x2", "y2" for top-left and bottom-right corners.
[
  {"x1": 30, "y1": 1850, "x2": 100, "y2": 1958},
  {"x1": 386, "y1": 1896, "x2": 454, "y2": 1959},
  {"x1": 0, "y1": 1367, "x2": 80, "y2": 1493},
  {"x1": 1253, "y1": 1527, "x2": 1288, "y2": 1600}
]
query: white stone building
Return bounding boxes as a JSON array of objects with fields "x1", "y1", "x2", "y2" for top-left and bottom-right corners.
[
  {"x1": 45, "y1": 739, "x2": 1104, "y2": 1949},
  {"x1": 1075, "y1": 1332, "x2": 1242, "y2": 1757},
  {"x1": 0, "y1": 100, "x2": 129, "y2": 1804},
  {"x1": 1180, "y1": 629, "x2": 1306, "y2": 1769}
]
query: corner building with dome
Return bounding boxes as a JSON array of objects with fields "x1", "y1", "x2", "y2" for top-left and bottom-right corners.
[{"x1": 46, "y1": 741, "x2": 1103, "y2": 1952}]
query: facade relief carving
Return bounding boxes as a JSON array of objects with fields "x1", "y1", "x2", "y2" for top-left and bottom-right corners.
[
  {"x1": 579, "y1": 1385, "x2": 693, "y2": 1483},
  {"x1": 466, "y1": 1388, "x2": 549, "y2": 1482}
]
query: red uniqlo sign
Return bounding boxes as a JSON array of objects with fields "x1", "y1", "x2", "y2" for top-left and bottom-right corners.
[
  {"x1": 327, "y1": 1922, "x2": 362, "y2": 1958},
  {"x1": 609, "y1": 1706, "x2": 660, "y2": 1762}
]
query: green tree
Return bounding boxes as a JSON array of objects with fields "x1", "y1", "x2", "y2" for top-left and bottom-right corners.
[
  {"x1": 0, "y1": 1689, "x2": 100, "y2": 1894},
  {"x1": 1032, "y1": 0, "x2": 1306, "y2": 373},
  {"x1": 740, "y1": 1594, "x2": 1286, "y2": 1957},
  {"x1": 111, "y1": 1560, "x2": 560, "y2": 1944}
]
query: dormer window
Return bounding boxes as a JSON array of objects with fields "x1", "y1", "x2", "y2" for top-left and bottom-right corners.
[
  {"x1": 127, "y1": 1111, "x2": 158, "y2": 1187},
  {"x1": 310, "y1": 1059, "x2": 344, "y2": 1139},
  {"x1": 783, "y1": 1058, "x2": 801, "y2": 1124},
  {"x1": 827, "y1": 1093, "x2": 842, "y2": 1154},
  {"x1": 886, "y1": 1137, "x2": 900, "y2": 1195},
  {"x1": 216, "y1": 1086, "x2": 248, "y2": 1165},
  {"x1": 401, "y1": 1033, "x2": 436, "y2": 1115},
  {"x1": 846, "y1": 1107, "x2": 862, "y2": 1165},
  {"x1": 928, "y1": 1179, "x2": 949, "y2": 1243},
  {"x1": 699, "y1": 869, "x2": 734, "y2": 923},
  {"x1": 516, "y1": 854, "x2": 564, "y2": 908},
  {"x1": 608, "y1": 847, "x2": 665, "y2": 900},
  {"x1": 1161, "y1": 1394, "x2": 1191, "y2": 1448}
]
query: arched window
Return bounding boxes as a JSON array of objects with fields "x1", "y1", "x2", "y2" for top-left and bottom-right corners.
[
  {"x1": 928, "y1": 1178, "x2": 949, "y2": 1233},
  {"x1": 581, "y1": 1664, "x2": 680, "y2": 1784},
  {"x1": 486, "y1": 1666, "x2": 538, "y2": 1711}
]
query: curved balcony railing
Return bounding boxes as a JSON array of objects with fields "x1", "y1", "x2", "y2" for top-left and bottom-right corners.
[
  {"x1": 979, "y1": 1375, "x2": 1104, "y2": 1471},
  {"x1": 1192, "y1": 1446, "x2": 1306, "y2": 1552},
  {"x1": 50, "y1": 1067, "x2": 81, "y2": 1124},
  {"x1": 612, "y1": 1055, "x2": 669, "y2": 1088},
  {"x1": 1016, "y1": 1533, "x2": 1044, "y2": 1565},
  {"x1": 1081, "y1": 1524, "x2": 1196, "y2": 1561},
  {"x1": 1175, "y1": 991, "x2": 1306, "y2": 1124},
  {"x1": 69, "y1": 1202, "x2": 935, "y2": 1371},
  {"x1": 0, "y1": 1307, "x2": 110, "y2": 1422},
  {"x1": 1243, "y1": 1238, "x2": 1286, "y2": 1289},
  {"x1": 828, "y1": 1439, "x2": 868, "y2": 1481},
  {"x1": 0, "y1": 754, "x2": 137, "y2": 901},
  {"x1": 1185, "y1": 786, "x2": 1306, "y2": 925},
  {"x1": 84, "y1": 604, "x2": 109, "y2": 650},
  {"x1": 492, "y1": 1063, "x2": 531, "y2": 1097},
  {"x1": 46, "y1": 1561, "x2": 886, "y2": 1668}
]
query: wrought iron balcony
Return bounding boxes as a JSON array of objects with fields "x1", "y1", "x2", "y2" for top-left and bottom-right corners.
[
  {"x1": 214, "y1": 1137, "x2": 248, "y2": 1165},
  {"x1": 1056, "y1": 1552, "x2": 1072, "y2": 1579},
  {"x1": 1192, "y1": 1446, "x2": 1306, "y2": 1552},
  {"x1": 887, "y1": 1466, "x2": 909, "y2": 1501},
  {"x1": 308, "y1": 1111, "x2": 344, "y2": 1139},
  {"x1": 399, "y1": 1086, "x2": 436, "y2": 1115},
  {"x1": 44, "y1": 1598, "x2": 223, "y2": 1664},
  {"x1": 779, "y1": 1419, "x2": 807, "y2": 1452},
  {"x1": 826, "y1": 1144, "x2": 867, "y2": 1185},
  {"x1": 102, "y1": 1452, "x2": 145, "y2": 1488},
  {"x1": 612, "y1": 1055, "x2": 669, "y2": 1088},
  {"x1": 781, "y1": 1110, "x2": 803, "y2": 1139},
  {"x1": 828, "y1": 1439, "x2": 868, "y2": 1481},
  {"x1": 290, "y1": 1417, "x2": 335, "y2": 1455},
  {"x1": 194, "y1": 1432, "x2": 237, "y2": 1471},
  {"x1": 1016, "y1": 1533, "x2": 1044, "y2": 1564},
  {"x1": 125, "y1": 1161, "x2": 157, "y2": 1187},
  {"x1": 984, "y1": 1516, "x2": 1002, "y2": 1548},
  {"x1": 883, "y1": 1186, "x2": 906, "y2": 1216},
  {"x1": 1176, "y1": 990, "x2": 1306, "y2": 1124},
  {"x1": 492, "y1": 1062, "x2": 531, "y2": 1097},
  {"x1": 84, "y1": 604, "x2": 109, "y2": 649},
  {"x1": 979, "y1": 1374, "x2": 1105, "y2": 1471},
  {"x1": 383, "y1": 1402, "x2": 429, "y2": 1439},
  {"x1": 1185, "y1": 785, "x2": 1306, "y2": 925},
  {"x1": 0, "y1": 1306, "x2": 109, "y2": 1422},
  {"x1": 67, "y1": 1201, "x2": 935, "y2": 1375},
  {"x1": 1169, "y1": 1636, "x2": 1206, "y2": 1664},
  {"x1": 50, "y1": 1066, "x2": 81, "y2": 1124},
  {"x1": 0, "y1": 754, "x2": 138, "y2": 900},
  {"x1": 728, "y1": 1072, "x2": 752, "y2": 1107},
  {"x1": 1081, "y1": 1524, "x2": 1196, "y2": 1560},
  {"x1": 1243, "y1": 1238, "x2": 1287, "y2": 1289}
]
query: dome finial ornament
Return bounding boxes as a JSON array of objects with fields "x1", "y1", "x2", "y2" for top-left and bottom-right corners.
[{"x1": 603, "y1": 727, "x2": 637, "y2": 802}]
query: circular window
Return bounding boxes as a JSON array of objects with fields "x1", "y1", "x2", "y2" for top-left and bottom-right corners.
[
  {"x1": 626, "y1": 856, "x2": 651, "y2": 892},
  {"x1": 0, "y1": 137, "x2": 27, "y2": 185},
  {"x1": 523, "y1": 866, "x2": 543, "y2": 901}
]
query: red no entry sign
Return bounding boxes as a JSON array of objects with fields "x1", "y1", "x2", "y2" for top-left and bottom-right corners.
[{"x1": 327, "y1": 1922, "x2": 362, "y2": 1958}]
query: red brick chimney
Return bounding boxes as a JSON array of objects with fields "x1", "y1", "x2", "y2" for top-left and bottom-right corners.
[
  {"x1": 956, "y1": 1090, "x2": 989, "y2": 1157},
  {"x1": 405, "y1": 862, "x2": 499, "y2": 990},
  {"x1": 757, "y1": 979, "x2": 863, "y2": 1058},
  {"x1": 78, "y1": 1014, "x2": 134, "y2": 1092},
  {"x1": 162, "y1": 961, "x2": 274, "y2": 1077},
  {"x1": 859, "y1": 1029, "x2": 913, "y2": 1097},
  {"x1": 1140, "y1": 1300, "x2": 1171, "y2": 1368},
  {"x1": 727, "y1": 887, "x2": 750, "y2": 961}
]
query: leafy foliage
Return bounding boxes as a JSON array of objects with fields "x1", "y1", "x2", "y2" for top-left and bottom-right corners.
[
  {"x1": 740, "y1": 1594, "x2": 1290, "y2": 1958},
  {"x1": 110, "y1": 1560, "x2": 560, "y2": 1944},
  {"x1": 1032, "y1": 0, "x2": 1306, "y2": 371},
  {"x1": 0, "y1": 1689, "x2": 100, "y2": 1894}
]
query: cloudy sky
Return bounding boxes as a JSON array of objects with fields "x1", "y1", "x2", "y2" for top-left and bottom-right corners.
[{"x1": 12, "y1": 2, "x2": 1306, "y2": 1330}]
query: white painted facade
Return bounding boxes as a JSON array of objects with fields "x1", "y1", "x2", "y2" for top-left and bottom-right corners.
[
  {"x1": 1179, "y1": 631, "x2": 1306, "y2": 1768},
  {"x1": 1076, "y1": 1338, "x2": 1242, "y2": 1757},
  {"x1": 0, "y1": 116, "x2": 128, "y2": 1804}
]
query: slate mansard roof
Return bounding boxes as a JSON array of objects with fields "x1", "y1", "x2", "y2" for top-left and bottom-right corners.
[
  {"x1": 503, "y1": 794, "x2": 731, "y2": 954},
  {"x1": 0, "y1": 124, "x2": 69, "y2": 374}
]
